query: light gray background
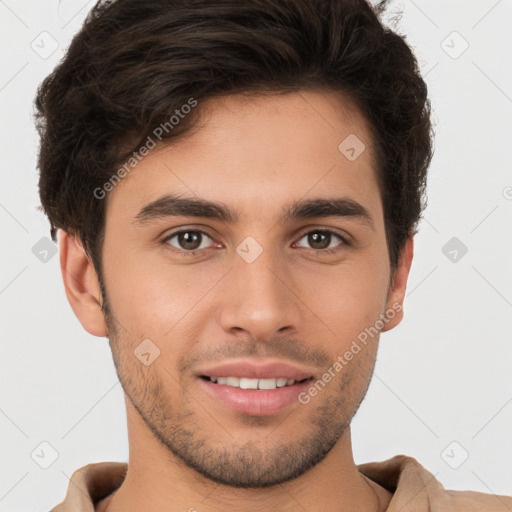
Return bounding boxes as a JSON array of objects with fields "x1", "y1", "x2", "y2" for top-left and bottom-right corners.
[{"x1": 1, "y1": 1, "x2": 511, "y2": 510}]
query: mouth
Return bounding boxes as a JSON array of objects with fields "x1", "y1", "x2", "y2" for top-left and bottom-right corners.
[
  {"x1": 200, "y1": 375, "x2": 313, "y2": 390},
  {"x1": 195, "y1": 359, "x2": 318, "y2": 416},
  {"x1": 196, "y1": 360, "x2": 317, "y2": 416}
]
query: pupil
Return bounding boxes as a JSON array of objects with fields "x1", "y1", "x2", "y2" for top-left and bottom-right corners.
[
  {"x1": 179, "y1": 231, "x2": 200, "y2": 250},
  {"x1": 309, "y1": 232, "x2": 330, "y2": 249}
]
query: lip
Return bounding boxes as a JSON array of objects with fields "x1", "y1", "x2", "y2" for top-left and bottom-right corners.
[
  {"x1": 199, "y1": 376, "x2": 313, "y2": 416},
  {"x1": 195, "y1": 359, "x2": 316, "y2": 416},
  {"x1": 196, "y1": 360, "x2": 315, "y2": 381}
]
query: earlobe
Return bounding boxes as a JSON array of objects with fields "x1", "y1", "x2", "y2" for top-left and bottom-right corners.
[
  {"x1": 381, "y1": 236, "x2": 414, "y2": 332},
  {"x1": 59, "y1": 229, "x2": 108, "y2": 337}
]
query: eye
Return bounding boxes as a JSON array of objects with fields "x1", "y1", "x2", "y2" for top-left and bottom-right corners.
[
  {"x1": 295, "y1": 229, "x2": 349, "y2": 254},
  {"x1": 163, "y1": 229, "x2": 216, "y2": 254},
  {"x1": 161, "y1": 227, "x2": 350, "y2": 258}
]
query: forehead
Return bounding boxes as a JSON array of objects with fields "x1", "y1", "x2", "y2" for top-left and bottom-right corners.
[{"x1": 105, "y1": 89, "x2": 382, "y2": 224}]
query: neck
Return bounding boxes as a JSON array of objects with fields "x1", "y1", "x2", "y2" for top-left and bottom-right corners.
[{"x1": 100, "y1": 401, "x2": 392, "y2": 512}]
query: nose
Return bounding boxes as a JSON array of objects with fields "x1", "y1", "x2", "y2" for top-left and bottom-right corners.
[{"x1": 218, "y1": 243, "x2": 301, "y2": 342}]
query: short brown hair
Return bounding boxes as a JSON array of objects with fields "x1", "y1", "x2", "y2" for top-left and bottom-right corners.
[{"x1": 35, "y1": 0, "x2": 434, "y2": 281}]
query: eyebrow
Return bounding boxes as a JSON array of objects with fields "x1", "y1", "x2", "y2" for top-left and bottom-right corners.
[{"x1": 133, "y1": 193, "x2": 375, "y2": 230}]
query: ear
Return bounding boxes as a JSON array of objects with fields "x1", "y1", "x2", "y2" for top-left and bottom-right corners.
[
  {"x1": 59, "y1": 229, "x2": 108, "y2": 337},
  {"x1": 381, "y1": 236, "x2": 414, "y2": 332}
]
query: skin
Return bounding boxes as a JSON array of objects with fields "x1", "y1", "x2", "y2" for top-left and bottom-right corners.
[{"x1": 60, "y1": 89, "x2": 414, "y2": 512}]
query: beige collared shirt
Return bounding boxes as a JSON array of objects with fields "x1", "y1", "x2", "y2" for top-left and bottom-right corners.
[{"x1": 50, "y1": 454, "x2": 512, "y2": 511}]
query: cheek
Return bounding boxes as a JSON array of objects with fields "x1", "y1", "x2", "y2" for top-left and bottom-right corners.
[
  {"x1": 102, "y1": 245, "x2": 224, "y2": 337},
  {"x1": 300, "y1": 256, "x2": 389, "y2": 339},
  {"x1": 102, "y1": 226, "x2": 389, "y2": 347}
]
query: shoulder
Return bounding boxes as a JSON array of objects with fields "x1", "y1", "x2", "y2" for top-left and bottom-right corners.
[
  {"x1": 50, "y1": 461, "x2": 128, "y2": 512},
  {"x1": 442, "y1": 488, "x2": 512, "y2": 511},
  {"x1": 358, "y1": 454, "x2": 512, "y2": 511}
]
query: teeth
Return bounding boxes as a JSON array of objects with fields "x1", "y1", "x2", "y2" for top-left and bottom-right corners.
[
  {"x1": 209, "y1": 376, "x2": 297, "y2": 389},
  {"x1": 225, "y1": 377, "x2": 240, "y2": 387},
  {"x1": 258, "y1": 378, "x2": 277, "y2": 390},
  {"x1": 240, "y1": 378, "x2": 259, "y2": 389}
]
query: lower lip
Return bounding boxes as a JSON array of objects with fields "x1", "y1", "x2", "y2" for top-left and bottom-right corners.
[{"x1": 199, "y1": 377, "x2": 313, "y2": 416}]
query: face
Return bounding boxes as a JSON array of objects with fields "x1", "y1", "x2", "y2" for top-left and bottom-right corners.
[{"x1": 94, "y1": 90, "x2": 409, "y2": 487}]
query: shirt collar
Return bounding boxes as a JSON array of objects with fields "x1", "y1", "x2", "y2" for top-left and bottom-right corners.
[{"x1": 52, "y1": 454, "x2": 445, "y2": 511}]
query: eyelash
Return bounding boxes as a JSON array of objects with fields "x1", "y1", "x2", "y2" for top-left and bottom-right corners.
[{"x1": 161, "y1": 228, "x2": 350, "y2": 257}]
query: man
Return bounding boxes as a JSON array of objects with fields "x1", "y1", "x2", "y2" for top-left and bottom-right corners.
[{"x1": 34, "y1": 0, "x2": 512, "y2": 510}]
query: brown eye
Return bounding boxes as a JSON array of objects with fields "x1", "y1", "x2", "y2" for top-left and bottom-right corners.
[
  {"x1": 164, "y1": 230, "x2": 213, "y2": 252},
  {"x1": 296, "y1": 229, "x2": 347, "y2": 252},
  {"x1": 307, "y1": 232, "x2": 331, "y2": 249}
]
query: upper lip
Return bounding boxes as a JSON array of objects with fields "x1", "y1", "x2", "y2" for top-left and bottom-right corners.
[{"x1": 196, "y1": 360, "x2": 315, "y2": 381}]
